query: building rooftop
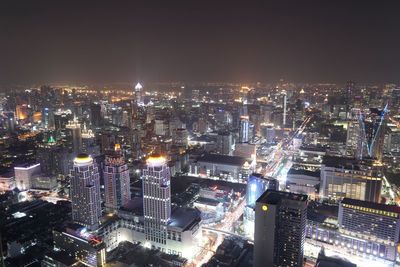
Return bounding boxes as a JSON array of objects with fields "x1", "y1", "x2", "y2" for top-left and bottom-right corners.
[
  {"x1": 169, "y1": 206, "x2": 201, "y2": 231},
  {"x1": 287, "y1": 168, "x2": 320, "y2": 178},
  {"x1": 197, "y1": 153, "x2": 248, "y2": 166},
  {"x1": 341, "y1": 198, "x2": 400, "y2": 214},
  {"x1": 257, "y1": 190, "x2": 308, "y2": 205},
  {"x1": 44, "y1": 251, "x2": 78, "y2": 266}
]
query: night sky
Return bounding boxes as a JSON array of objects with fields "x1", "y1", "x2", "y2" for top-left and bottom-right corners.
[{"x1": 1, "y1": 1, "x2": 400, "y2": 84}]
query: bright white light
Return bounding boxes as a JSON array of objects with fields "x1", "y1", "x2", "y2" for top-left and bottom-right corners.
[{"x1": 12, "y1": 211, "x2": 26, "y2": 218}]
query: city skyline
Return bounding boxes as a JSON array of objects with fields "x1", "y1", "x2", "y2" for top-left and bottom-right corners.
[{"x1": 2, "y1": 2, "x2": 400, "y2": 267}]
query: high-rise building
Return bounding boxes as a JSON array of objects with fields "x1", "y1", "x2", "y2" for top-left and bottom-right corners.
[
  {"x1": 66, "y1": 119, "x2": 82, "y2": 155},
  {"x1": 70, "y1": 153, "x2": 101, "y2": 230},
  {"x1": 104, "y1": 145, "x2": 130, "y2": 211},
  {"x1": 142, "y1": 154, "x2": 171, "y2": 245},
  {"x1": 36, "y1": 136, "x2": 63, "y2": 176},
  {"x1": 90, "y1": 103, "x2": 102, "y2": 127},
  {"x1": 254, "y1": 190, "x2": 307, "y2": 267},
  {"x1": 14, "y1": 163, "x2": 41, "y2": 191},
  {"x1": 239, "y1": 115, "x2": 249, "y2": 143},
  {"x1": 135, "y1": 82, "x2": 143, "y2": 105},
  {"x1": 345, "y1": 108, "x2": 361, "y2": 157},
  {"x1": 216, "y1": 131, "x2": 233, "y2": 156}
]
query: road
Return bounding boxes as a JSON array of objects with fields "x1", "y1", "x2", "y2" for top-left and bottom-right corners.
[
  {"x1": 194, "y1": 199, "x2": 246, "y2": 266},
  {"x1": 263, "y1": 116, "x2": 311, "y2": 179}
]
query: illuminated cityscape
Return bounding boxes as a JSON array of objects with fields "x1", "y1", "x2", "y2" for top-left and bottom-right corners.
[{"x1": 2, "y1": 1, "x2": 400, "y2": 267}]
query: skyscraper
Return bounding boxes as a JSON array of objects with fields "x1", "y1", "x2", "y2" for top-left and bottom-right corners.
[
  {"x1": 239, "y1": 115, "x2": 249, "y2": 143},
  {"x1": 70, "y1": 153, "x2": 102, "y2": 230},
  {"x1": 90, "y1": 103, "x2": 102, "y2": 127},
  {"x1": 66, "y1": 118, "x2": 82, "y2": 155},
  {"x1": 104, "y1": 144, "x2": 130, "y2": 211},
  {"x1": 142, "y1": 154, "x2": 171, "y2": 246},
  {"x1": 216, "y1": 131, "x2": 233, "y2": 155},
  {"x1": 345, "y1": 108, "x2": 361, "y2": 157},
  {"x1": 254, "y1": 190, "x2": 307, "y2": 267},
  {"x1": 135, "y1": 82, "x2": 143, "y2": 105}
]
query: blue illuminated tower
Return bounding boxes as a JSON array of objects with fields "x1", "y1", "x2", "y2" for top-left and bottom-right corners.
[
  {"x1": 358, "y1": 104, "x2": 388, "y2": 161},
  {"x1": 243, "y1": 173, "x2": 278, "y2": 238}
]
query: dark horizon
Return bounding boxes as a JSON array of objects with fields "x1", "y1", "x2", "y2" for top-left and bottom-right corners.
[{"x1": 2, "y1": 1, "x2": 400, "y2": 85}]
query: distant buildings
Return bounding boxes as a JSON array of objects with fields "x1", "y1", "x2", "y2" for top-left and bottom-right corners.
[
  {"x1": 70, "y1": 153, "x2": 101, "y2": 230},
  {"x1": 254, "y1": 190, "x2": 307, "y2": 267},
  {"x1": 320, "y1": 156, "x2": 382, "y2": 202}
]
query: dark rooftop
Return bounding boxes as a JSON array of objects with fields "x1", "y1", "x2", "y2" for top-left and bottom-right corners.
[
  {"x1": 169, "y1": 206, "x2": 201, "y2": 231},
  {"x1": 44, "y1": 251, "x2": 78, "y2": 266},
  {"x1": 341, "y1": 198, "x2": 400, "y2": 214},
  {"x1": 288, "y1": 168, "x2": 320, "y2": 178},
  {"x1": 257, "y1": 190, "x2": 308, "y2": 205},
  {"x1": 197, "y1": 153, "x2": 248, "y2": 166}
]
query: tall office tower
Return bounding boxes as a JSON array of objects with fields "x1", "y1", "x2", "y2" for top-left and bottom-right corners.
[
  {"x1": 142, "y1": 155, "x2": 171, "y2": 246},
  {"x1": 104, "y1": 145, "x2": 130, "y2": 211},
  {"x1": 358, "y1": 105, "x2": 388, "y2": 161},
  {"x1": 90, "y1": 103, "x2": 102, "y2": 127},
  {"x1": 282, "y1": 91, "x2": 287, "y2": 126},
  {"x1": 254, "y1": 190, "x2": 307, "y2": 267},
  {"x1": 239, "y1": 115, "x2": 249, "y2": 143},
  {"x1": 244, "y1": 173, "x2": 267, "y2": 237},
  {"x1": 66, "y1": 119, "x2": 83, "y2": 154},
  {"x1": 135, "y1": 82, "x2": 143, "y2": 105},
  {"x1": 216, "y1": 131, "x2": 233, "y2": 156},
  {"x1": 36, "y1": 136, "x2": 62, "y2": 176},
  {"x1": 14, "y1": 163, "x2": 41, "y2": 191},
  {"x1": 346, "y1": 80, "x2": 356, "y2": 106},
  {"x1": 43, "y1": 107, "x2": 51, "y2": 129},
  {"x1": 345, "y1": 108, "x2": 361, "y2": 157},
  {"x1": 338, "y1": 198, "x2": 400, "y2": 261},
  {"x1": 70, "y1": 153, "x2": 102, "y2": 230}
]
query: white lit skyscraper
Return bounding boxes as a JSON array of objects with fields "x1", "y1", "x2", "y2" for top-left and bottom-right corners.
[
  {"x1": 239, "y1": 115, "x2": 249, "y2": 143},
  {"x1": 104, "y1": 144, "x2": 130, "y2": 211},
  {"x1": 142, "y1": 154, "x2": 171, "y2": 245},
  {"x1": 70, "y1": 153, "x2": 102, "y2": 230},
  {"x1": 135, "y1": 82, "x2": 143, "y2": 105}
]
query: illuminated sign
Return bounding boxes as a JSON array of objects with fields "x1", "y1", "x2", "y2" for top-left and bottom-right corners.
[{"x1": 262, "y1": 205, "x2": 268, "y2": 211}]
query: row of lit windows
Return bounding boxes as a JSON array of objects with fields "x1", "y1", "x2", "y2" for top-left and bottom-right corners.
[{"x1": 342, "y1": 203, "x2": 399, "y2": 218}]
